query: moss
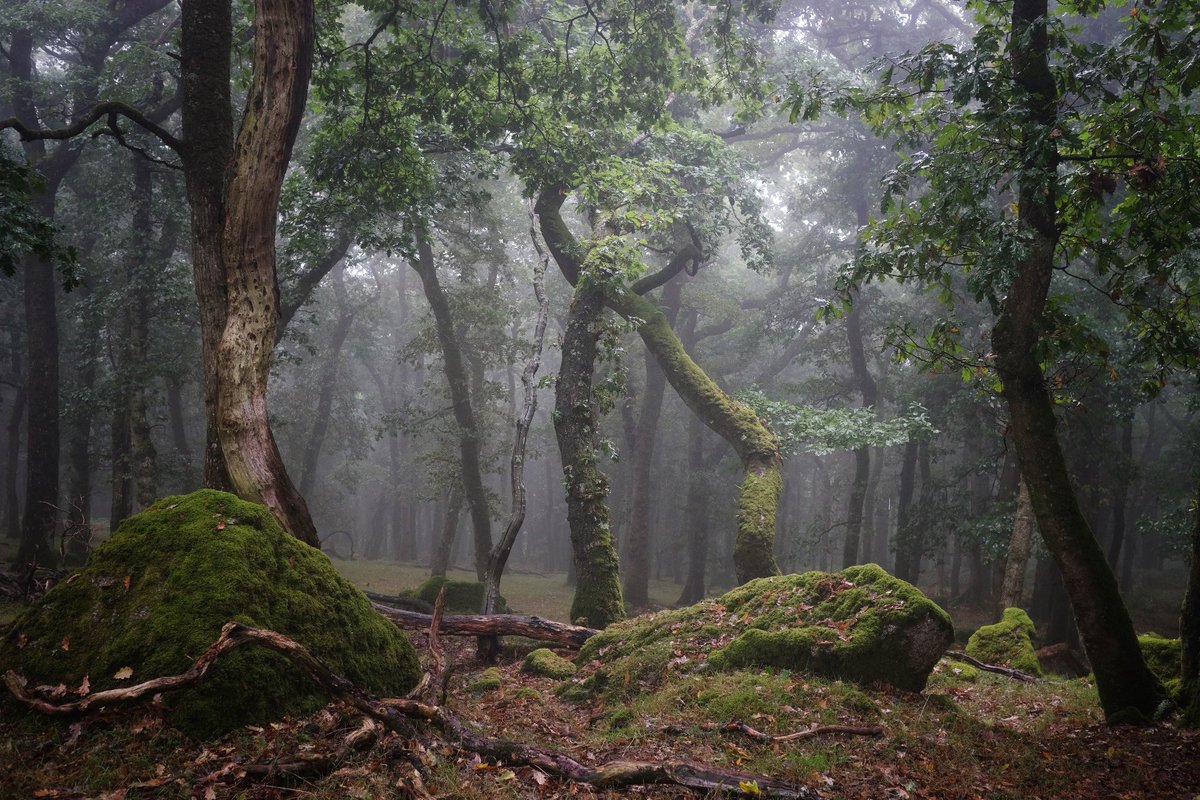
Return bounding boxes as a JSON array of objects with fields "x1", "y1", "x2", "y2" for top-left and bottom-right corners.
[
  {"x1": 522, "y1": 648, "x2": 576, "y2": 679},
  {"x1": 965, "y1": 608, "x2": 1042, "y2": 676},
  {"x1": 513, "y1": 687, "x2": 544, "y2": 702},
  {"x1": 1137, "y1": 633, "x2": 1181, "y2": 697},
  {"x1": 0, "y1": 490, "x2": 419, "y2": 738},
  {"x1": 734, "y1": 461, "x2": 783, "y2": 582},
  {"x1": 564, "y1": 564, "x2": 952, "y2": 700},
  {"x1": 467, "y1": 667, "x2": 503, "y2": 693},
  {"x1": 414, "y1": 576, "x2": 506, "y2": 614}
]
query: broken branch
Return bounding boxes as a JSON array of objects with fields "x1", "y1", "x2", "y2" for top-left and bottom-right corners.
[
  {"x1": 943, "y1": 651, "x2": 1037, "y2": 682},
  {"x1": 371, "y1": 601, "x2": 597, "y2": 648},
  {"x1": 723, "y1": 721, "x2": 883, "y2": 743}
]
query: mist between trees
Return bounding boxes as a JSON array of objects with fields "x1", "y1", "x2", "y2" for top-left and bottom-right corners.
[{"x1": 2, "y1": 0, "x2": 1198, "y2": 722}]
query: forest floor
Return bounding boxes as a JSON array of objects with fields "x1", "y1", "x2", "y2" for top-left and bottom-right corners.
[{"x1": 1, "y1": 561, "x2": 1197, "y2": 800}]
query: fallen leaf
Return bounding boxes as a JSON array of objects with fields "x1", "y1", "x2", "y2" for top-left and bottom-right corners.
[
  {"x1": 114, "y1": 666, "x2": 134, "y2": 680},
  {"x1": 61, "y1": 636, "x2": 70, "y2": 651},
  {"x1": 77, "y1": 675, "x2": 90, "y2": 695},
  {"x1": 498, "y1": 770, "x2": 516, "y2": 781},
  {"x1": 204, "y1": 786, "x2": 216, "y2": 800},
  {"x1": 123, "y1": 575, "x2": 132, "y2": 592},
  {"x1": 17, "y1": 633, "x2": 28, "y2": 649}
]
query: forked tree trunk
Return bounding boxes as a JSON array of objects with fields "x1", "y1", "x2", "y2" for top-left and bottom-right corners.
[
  {"x1": 536, "y1": 188, "x2": 783, "y2": 583},
  {"x1": 181, "y1": 0, "x2": 319, "y2": 546},
  {"x1": 993, "y1": 0, "x2": 1162, "y2": 721}
]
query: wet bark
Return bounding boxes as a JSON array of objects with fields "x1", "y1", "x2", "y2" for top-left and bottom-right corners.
[
  {"x1": 841, "y1": 296, "x2": 877, "y2": 568},
  {"x1": 182, "y1": 0, "x2": 319, "y2": 545},
  {"x1": 410, "y1": 234, "x2": 492, "y2": 580},
  {"x1": 993, "y1": 0, "x2": 1163, "y2": 721},
  {"x1": 554, "y1": 282, "x2": 625, "y2": 628},
  {"x1": 4, "y1": 381, "x2": 26, "y2": 542},
  {"x1": 1106, "y1": 416, "x2": 1133, "y2": 568},
  {"x1": 536, "y1": 187, "x2": 782, "y2": 583},
  {"x1": 430, "y1": 487, "x2": 464, "y2": 578}
]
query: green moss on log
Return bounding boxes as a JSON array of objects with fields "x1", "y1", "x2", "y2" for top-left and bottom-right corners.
[
  {"x1": 1137, "y1": 633, "x2": 1181, "y2": 697},
  {"x1": 965, "y1": 608, "x2": 1042, "y2": 676},
  {"x1": 734, "y1": 461, "x2": 783, "y2": 582},
  {"x1": 415, "y1": 576, "x2": 506, "y2": 613},
  {"x1": 0, "y1": 490, "x2": 420, "y2": 738},
  {"x1": 563, "y1": 564, "x2": 952, "y2": 699}
]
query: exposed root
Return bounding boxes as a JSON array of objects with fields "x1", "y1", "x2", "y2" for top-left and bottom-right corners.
[
  {"x1": 6, "y1": 621, "x2": 815, "y2": 798},
  {"x1": 944, "y1": 650, "x2": 1037, "y2": 682},
  {"x1": 724, "y1": 721, "x2": 884, "y2": 743}
]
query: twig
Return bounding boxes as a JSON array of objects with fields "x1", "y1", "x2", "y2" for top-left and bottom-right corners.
[
  {"x1": 723, "y1": 721, "x2": 884, "y2": 743},
  {"x1": 943, "y1": 651, "x2": 1037, "y2": 682},
  {"x1": 6, "y1": 622, "x2": 814, "y2": 798}
]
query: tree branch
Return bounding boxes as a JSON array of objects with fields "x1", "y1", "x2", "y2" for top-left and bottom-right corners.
[{"x1": 1, "y1": 101, "x2": 182, "y2": 152}]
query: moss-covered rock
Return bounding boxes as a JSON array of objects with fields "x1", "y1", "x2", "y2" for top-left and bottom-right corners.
[
  {"x1": 0, "y1": 490, "x2": 420, "y2": 738},
  {"x1": 965, "y1": 608, "x2": 1042, "y2": 676},
  {"x1": 467, "y1": 667, "x2": 503, "y2": 693},
  {"x1": 414, "y1": 576, "x2": 506, "y2": 614},
  {"x1": 564, "y1": 564, "x2": 952, "y2": 699},
  {"x1": 522, "y1": 648, "x2": 577, "y2": 679},
  {"x1": 1138, "y1": 633, "x2": 1181, "y2": 697}
]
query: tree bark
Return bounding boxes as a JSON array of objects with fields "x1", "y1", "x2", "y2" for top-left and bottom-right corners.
[
  {"x1": 554, "y1": 282, "x2": 625, "y2": 628},
  {"x1": 536, "y1": 187, "x2": 783, "y2": 583},
  {"x1": 999, "y1": 479, "x2": 1035, "y2": 612},
  {"x1": 409, "y1": 233, "x2": 492, "y2": 580},
  {"x1": 181, "y1": 0, "x2": 320, "y2": 545},
  {"x1": 892, "y1": 439, "x2": 920, "y2": 583},
  {"x1": 676, "y1": 414, "x2": 711, "y2": 605},
  {"x1": 430, "y1": 487, "x2": 463, "y2": 578},
  {"x1": 841, "y1": 296, "x2": 877, "y2": 568},
  {"x1": 992, "y1": 0, "x2": 1163, "y2": 722},
  {"x1": 1182, "y1": 473, "x2": 1200, "y2": 721}
]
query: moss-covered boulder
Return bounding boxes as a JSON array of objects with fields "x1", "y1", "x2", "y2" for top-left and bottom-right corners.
[
  {"x1": 965, "y1": 608, "x2": 1042, "y2": 676},
  {"x1": 414, "y1": 576, "x2": 506, "y2": 614},
  {"x1": 467, "y1": 667, "x2": 503, "y2": 693},
  {"x1": 563, "y1": 564, "x2": 952, "y2": 699},
  {"x1": 0, "y1": 490, "x2": 420, "y2": 738},
  {"x1": 1138, "y1": 633, "x2": 1181, "y2": 697},
  {"x1": 522, "y1": 648, "x2": 577, "y2": 679}
]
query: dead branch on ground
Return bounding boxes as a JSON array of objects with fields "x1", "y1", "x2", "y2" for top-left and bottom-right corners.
[
  {"x1": 944, "y1": 650, "x2": 1037, "y2": 682},
  {"x1": 372, "y1": 601, "x2": 597, "y2": 647},
  {"x1": 6, "y1": 622, "x2": 814, "y2": 798},
  {"x1": 723, "y1": 721, "x2": 883, "y2": 743}
]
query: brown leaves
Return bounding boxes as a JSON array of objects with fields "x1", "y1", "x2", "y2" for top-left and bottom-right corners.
[{"x1": 113, "y1": 666, "x2": 134, "y2": 680}]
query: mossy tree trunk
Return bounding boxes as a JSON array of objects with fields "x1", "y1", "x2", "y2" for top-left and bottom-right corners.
[
  {"x1": 554, "y1": 282, "x2": 625, "y2": 628},
  {"x1": 410, "y1": 233, "x2": 493, "y2": 581},
  {"x1": 536, "y1": 187, "x2": 783, "y2": 583},
  {"x1": 999, "y1": 478, "x2": 1035, "y2": 613},
  {"x1": 182, "y1": 0, "x2": 319, "y2": 546},
  {"x1": 993, "y1": 0, "x2": 1163, "y2": 722}
]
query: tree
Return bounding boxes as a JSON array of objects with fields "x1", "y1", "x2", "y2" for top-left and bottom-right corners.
[{"x1": 835, "y1": 0, "x2": 1183, "y2": 721}]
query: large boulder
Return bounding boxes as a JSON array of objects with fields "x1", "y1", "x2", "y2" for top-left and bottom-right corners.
[
  {"x1": 563, "y1": 564, "x2": 952, "y2": 699},
  {"x1": 0, "y1": 490, "x2": 420, "y2": 738}
]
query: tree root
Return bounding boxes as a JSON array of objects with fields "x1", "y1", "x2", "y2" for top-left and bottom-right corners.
[
  {"x1": 723, "y1": 721, "x2": 883, "y2": 743},
  {"x1": 944, "y1": 650, "x2": 1037, "y2": 682},
  {"x1": 6, "y1": 621, "x2": 814, "y2": 798}
]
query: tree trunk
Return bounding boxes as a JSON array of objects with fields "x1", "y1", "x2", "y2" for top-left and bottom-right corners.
[
  {"x1": 622, "y1": 281, "x2": 681, "y2": 607},
  {"x1": 841, "y1": 297, "x2": 877, "y2": 568},
  {"x1": 893, "y1": 439, "x2": 920, "y2": 582},
  {"x1": 410, "y1": 234, "x2": 493, "y2": 581},
  {"x1": 299, "y1": 265, "x2": 355, "y2": 497},
  {"x1": 999, "y1": 479, "x2": 1035, "y2": 612},
  {"x1": 1182, "y1": 473, "x2": 1200, "y2": 721},
  {"x1": 1106, "y1": 415, "x2": 1133, "y2": 568},
  {"x1": 479, "y1": 243, "x2": 550, "y2": 658},
  {"x1": 676, "y1": 414, "x2": 711, "y2": 605},
  {"x1": 554, "y1": 282, "x2": 625, "y2": 628},
  {"x1": 431, "y1": 487, "x2": 463, "y2": 578},
  {"x1": 4, "y1": 380, "x2": 26, "y2": 542},
  {"x1": 181, "y1": 0, "x2": 318, "y2": 545},
  {"x1": 536, "y1": 187, "x2": 783, "y2": 583},
  {"x1": 992, "y1": 0, "x2": 1163, "y2": 722}
]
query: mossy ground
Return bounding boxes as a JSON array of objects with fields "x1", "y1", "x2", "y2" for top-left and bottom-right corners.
[
  {"x1": 1138, "y1": 632, "x2": 1182, "y2": 697},
  {"x1": 0, "y1": 490, "x2": 420, "y2": 738},
  {"x1": 414, "y1": 575, "x2": 507, "y2": 613},
  {"x1": 564, "y1": 564, "x2": 952, "y2": 700},
  {"x1": 966, "y1": 608, "x2": 1043, "y2": 676},
  {"x1": 522, "y1": 647, "x2": 576, "y2": 679}
]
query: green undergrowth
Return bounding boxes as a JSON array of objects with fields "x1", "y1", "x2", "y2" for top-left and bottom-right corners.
[
  {"x1": 1137, "y1": 633, "x2": 1181, "y2": 698},
  {"x1": 562, "y1": 564, "x2": 953, "y2": 702},
  {"x1": 414, "y1": 576, "x2": 508, "y2": 613},
  {"x1": 0, "y1": 490, "x2": 420, "y2": 738}
]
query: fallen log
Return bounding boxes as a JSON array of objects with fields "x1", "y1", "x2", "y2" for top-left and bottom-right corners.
[
  {"x1": 371, "y1": 601, "x2": 598, "y2": 648},
  {"x1": 6, "y1": 622, "x2": 814, "y2": 799}
]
